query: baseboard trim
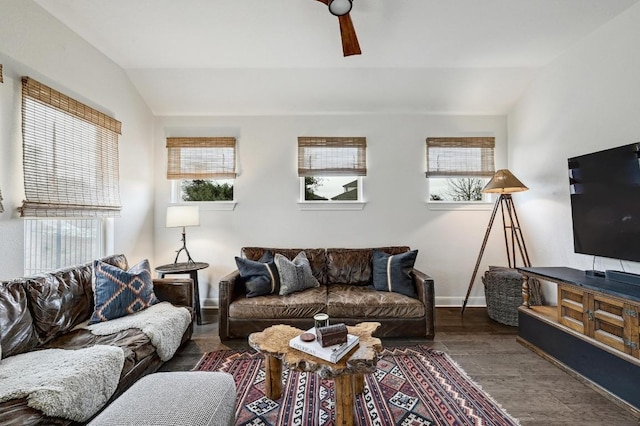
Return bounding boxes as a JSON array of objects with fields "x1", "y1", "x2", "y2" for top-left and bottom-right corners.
[
  {"x1": 436, "y1": 296, "x2": 485, "y2": 307},
  {"x1": 202, "y1": 298, "x2": 218, "y2": 309}
]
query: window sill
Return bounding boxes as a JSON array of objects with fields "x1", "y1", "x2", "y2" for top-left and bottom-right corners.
[
  {"x1": 170, "y1": 201, "x2": 237, "y2": 211},
  {"x1": 297, "y1": 201, "x2": 366, "y2": 211},
  {"x1": 426, "y1": 201, "x2": 493, "y2": 211}
]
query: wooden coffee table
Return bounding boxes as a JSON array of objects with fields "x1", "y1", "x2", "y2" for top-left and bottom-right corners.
[{"x1": 248, "y1": 322, "x2": 382, "y2": 426}]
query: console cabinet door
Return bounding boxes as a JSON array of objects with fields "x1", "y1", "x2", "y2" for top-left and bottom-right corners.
[
  {"x1": 624, "y1": 302, "x2": 640, "y2": 358},
  {"x1": 591, "y1": 294, "x2": 628, "y2": 354},
  {"x1": 558, "y1": 285, "x2": 588, "y2": 334},
  {"x1": 558, "y1": 284, "x2": 640, "y2": 358}
]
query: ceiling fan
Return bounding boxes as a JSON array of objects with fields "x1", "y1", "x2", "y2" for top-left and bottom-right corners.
[{"x1": 315, "y1": 0, "x2": 361, "y2": 57}]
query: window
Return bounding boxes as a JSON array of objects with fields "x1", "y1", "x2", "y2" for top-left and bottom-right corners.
[
  {"x1": 167, "y1": 137, "x2": 236, "y2": 202},
  {"x1": 19, "y1": 77, "x2": 121, "y2": 273},
  {"x1": 426, "y1": 137, "x2": 495, "y2": 202},
  {"x1": 24, "y1": 219, "x2": 103, "y2": 275},
  {"x1": 298, "y1": 137, "x2": 366, "y2": 202}
]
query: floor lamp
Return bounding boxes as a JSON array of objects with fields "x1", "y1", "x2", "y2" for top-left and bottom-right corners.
[{"x1": 461, "y1": 169, "x2": 531, "y2": 315}]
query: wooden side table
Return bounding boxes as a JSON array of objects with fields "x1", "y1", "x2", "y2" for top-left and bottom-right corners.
[
  {"x1": 248, "y1": 322, "x2": 382, "y2": 426},
  {"x1": 155, "y1": 262, "x2": 209, "y2": 325}
]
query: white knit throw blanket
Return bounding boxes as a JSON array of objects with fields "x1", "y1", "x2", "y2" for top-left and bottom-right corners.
[
  {"x1": 0, "y1": 345, "x2": 125, "y2": 422},
  {"x1": 85, "y1": 302, "x2": 191, "y2": 361}
]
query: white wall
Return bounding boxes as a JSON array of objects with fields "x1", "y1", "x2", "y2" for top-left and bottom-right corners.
[
  {"x1": 154, "y1": 114, "x2": 509, "y2": 307},
  {"x1": 0, "y1": 0, "x2": 155, "y2": 278},
  {"x1": 508, "y1": 3, "x2": 640, "y2": 303}
]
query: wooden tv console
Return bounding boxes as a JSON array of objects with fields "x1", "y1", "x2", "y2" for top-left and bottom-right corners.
[{"x1": 517, "y1": 267, "x2": 640, "y2": 415}]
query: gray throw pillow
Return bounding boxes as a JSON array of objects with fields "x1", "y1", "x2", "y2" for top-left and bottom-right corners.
[{"x1": 274, "y1": 251, "x2": 320, "y2": 296}]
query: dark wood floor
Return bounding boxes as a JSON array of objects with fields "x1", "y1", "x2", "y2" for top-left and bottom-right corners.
[{"x1": 161, "y1": 308, "x2": 639, "y2": 425}]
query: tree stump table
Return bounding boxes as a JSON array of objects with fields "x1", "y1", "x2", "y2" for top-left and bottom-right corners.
[{"x1": 248, "y1": 322, "x2": 382, "y2": 426}]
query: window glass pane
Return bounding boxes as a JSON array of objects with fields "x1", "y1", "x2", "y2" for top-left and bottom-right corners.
[
  {"x1": 24, "y1": 219, "x2": 103, "y2": 275},
  {"x1": 304, "y1": 176, "x2": 359, "y2": 201},
  {"x1": 181, "y1": 179, "x2": 234, "y2": 202},
  {"x1": 429, "y1": 177, "x2": 490, "y2": 202}
]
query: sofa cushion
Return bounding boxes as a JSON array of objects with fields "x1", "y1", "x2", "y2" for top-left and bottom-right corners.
[
  {"x1": 0, "y1": 281, "x2": 39, "y2": 358},
  {"x1": 229, "y1": 286, "x2": 327, "y2": 319},
  {"x1": 43, "y1": 328, "x2": 155, "y2": 379},
  {"x1": 242, "y1": 247, "x2": 326, "y2": 284},
  {"x1": 25, "y1": 264, "x2": 94, "y2": 344},
  {"x1": 372, "y1": 249, "x2": 419, "y2": 298},
  {"x1": 236, "y1": 251, "x2": 280, "y2": 297},
  {"x1": 275, "y1": 252, "x2": 320, "y2": 296},
  {"x1": 90, "y1": 259, "x2": 158, "y2": 324},
  {"x1": 326, "y1": 285, "x2": 425, "y2": 318},
  {"x1": 326, "y1": 247, "x2": 410, "y2": 286}
]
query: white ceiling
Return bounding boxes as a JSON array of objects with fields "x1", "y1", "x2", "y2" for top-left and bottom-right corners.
[{"x1": 34, "y1": 0, "x2": 640, "y2": 115}]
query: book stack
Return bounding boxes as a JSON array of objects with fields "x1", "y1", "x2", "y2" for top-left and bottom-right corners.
[{"x1": 289, "y1": 327, "x2": 359, "y2": 363}]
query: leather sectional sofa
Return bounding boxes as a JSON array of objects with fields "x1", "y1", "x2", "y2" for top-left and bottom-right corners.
[
  {"x1": 0, "y1": 254, "x2": 194, "y2": 425},
  {"x1": 218, "y1": 246, "x2": 435, "y2": 340}
]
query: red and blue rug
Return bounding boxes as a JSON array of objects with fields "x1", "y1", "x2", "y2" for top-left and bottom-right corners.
[{"x1": 194, "y1": 345, "x2": 520, "y2": 426}]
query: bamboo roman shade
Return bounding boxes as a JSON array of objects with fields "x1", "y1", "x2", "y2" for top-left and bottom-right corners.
[
  {"x1": 425, "y1": 137, "x2": 495, "y2": 178},
  {"x1": 298, "y1": 137, "x2": 367, "y2": 177},
  {"x1": 20, "y1": 77, "x2": 122, "y2": 217},
  {"x1": 166, "y1": 137, "x2": 237, "y2": 179}
]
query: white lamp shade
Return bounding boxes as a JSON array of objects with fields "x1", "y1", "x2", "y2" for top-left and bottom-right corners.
[
  {"x1": 328, "y1": 0, "x2": 352, "y2": 16},
  {"x1": 166, "y1": 205, "x2": 200, "y2": 228}
]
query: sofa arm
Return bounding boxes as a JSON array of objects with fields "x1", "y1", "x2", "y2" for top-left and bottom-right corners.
[
  {"x1": 412, "y1": 269, "x2": 435, "y2": 339},
  {"x1": 153, "y1": 278, "x2": 194, "y2": 309},
  {"x1": 218, "y1": 270, "x2": 242, "y2": 340}
]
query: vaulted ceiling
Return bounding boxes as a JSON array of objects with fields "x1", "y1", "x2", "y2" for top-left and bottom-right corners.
[{"x1": 34, "y1": 0, "x2": 640, "y2": 115}]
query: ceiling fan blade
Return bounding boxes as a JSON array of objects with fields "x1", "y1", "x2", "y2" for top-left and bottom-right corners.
[
  {"x1": 315, "y1": 0, "x2": 329, "y2": 5},
  {"x1": 338, "y1": 14, "x2": 361, "y2": 56}
]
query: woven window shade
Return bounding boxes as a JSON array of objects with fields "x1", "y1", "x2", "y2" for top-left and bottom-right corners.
[
  {"x1": 298, "y1": 137, "x2": 367, "y2": 177},
  {"x1": 19, "y1": 77, "x2": 122, "y2": 218},
  {"x1": 0, "y1": 64, "x2": 3, "y2": 83},
  {"x1": 166, "y1": 137, "x2": 237, "y2": 179},
  {"x1": 426, "y1": 137, "x2": 495, "y2": 178}
]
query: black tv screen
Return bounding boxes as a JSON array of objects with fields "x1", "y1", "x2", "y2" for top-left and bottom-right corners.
[{"x1": 568, "y1": 143, "x2": 640, "y2": 262}]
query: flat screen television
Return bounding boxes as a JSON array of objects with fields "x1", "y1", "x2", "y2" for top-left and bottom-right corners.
[{"x1": 568, "y1": 142, "x2": 640, "y2": 262}]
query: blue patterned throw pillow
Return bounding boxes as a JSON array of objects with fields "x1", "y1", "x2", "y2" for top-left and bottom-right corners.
[
  {"x1": 372, "y1": 249, "x2": 419, "y2": 298},
  {"x1": 89, "y1": 259, "x2": 158, "y2": 324},
  {"x1": 235, "y1": 250, "x2": 280, "y2": 298}
]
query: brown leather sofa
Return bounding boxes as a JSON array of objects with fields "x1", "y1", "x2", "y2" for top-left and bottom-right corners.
[
  {"x1": 0, "y1": 254, "x2": 194, "y2": 426},
  {"x1": 219, "y1": 247, "x2": 435, "y2": 340}
]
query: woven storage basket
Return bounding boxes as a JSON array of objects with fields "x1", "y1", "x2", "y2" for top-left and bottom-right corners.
[{"x1": 482, "y1": 266, "x2": 544, "y2": 326}]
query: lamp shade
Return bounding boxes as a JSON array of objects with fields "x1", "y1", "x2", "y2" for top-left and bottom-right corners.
[
  {"x1": 481, "y1": 169, "x2": 529, "y2": 194},
  {"x1": 328, "y1": 0, "x2": 352, "y2": 16},
  {"x1": 166, "y1": 205, "x2": 200, "y2": 228}
]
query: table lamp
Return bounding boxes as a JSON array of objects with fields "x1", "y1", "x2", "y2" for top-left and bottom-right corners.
[
  {"x1": 461, "y1": 169, "x2": 531, "y2": 314},
  {"x1": 166, "y1": 205, "x2": 200, "y2": 264}
]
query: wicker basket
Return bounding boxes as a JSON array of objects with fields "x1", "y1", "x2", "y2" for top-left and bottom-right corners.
[{"x1": 482, "y1": 266, "x2": 543, "y2": 326}]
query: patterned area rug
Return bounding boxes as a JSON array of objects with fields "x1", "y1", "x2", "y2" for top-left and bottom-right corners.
[{"x1": 194, "y1": 345, "x2": 520, "y2": 426}]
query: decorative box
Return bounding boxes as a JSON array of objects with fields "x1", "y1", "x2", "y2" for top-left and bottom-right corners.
[{"x1": 316, "y1": 323, "x2": 348, "y2": 347}]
